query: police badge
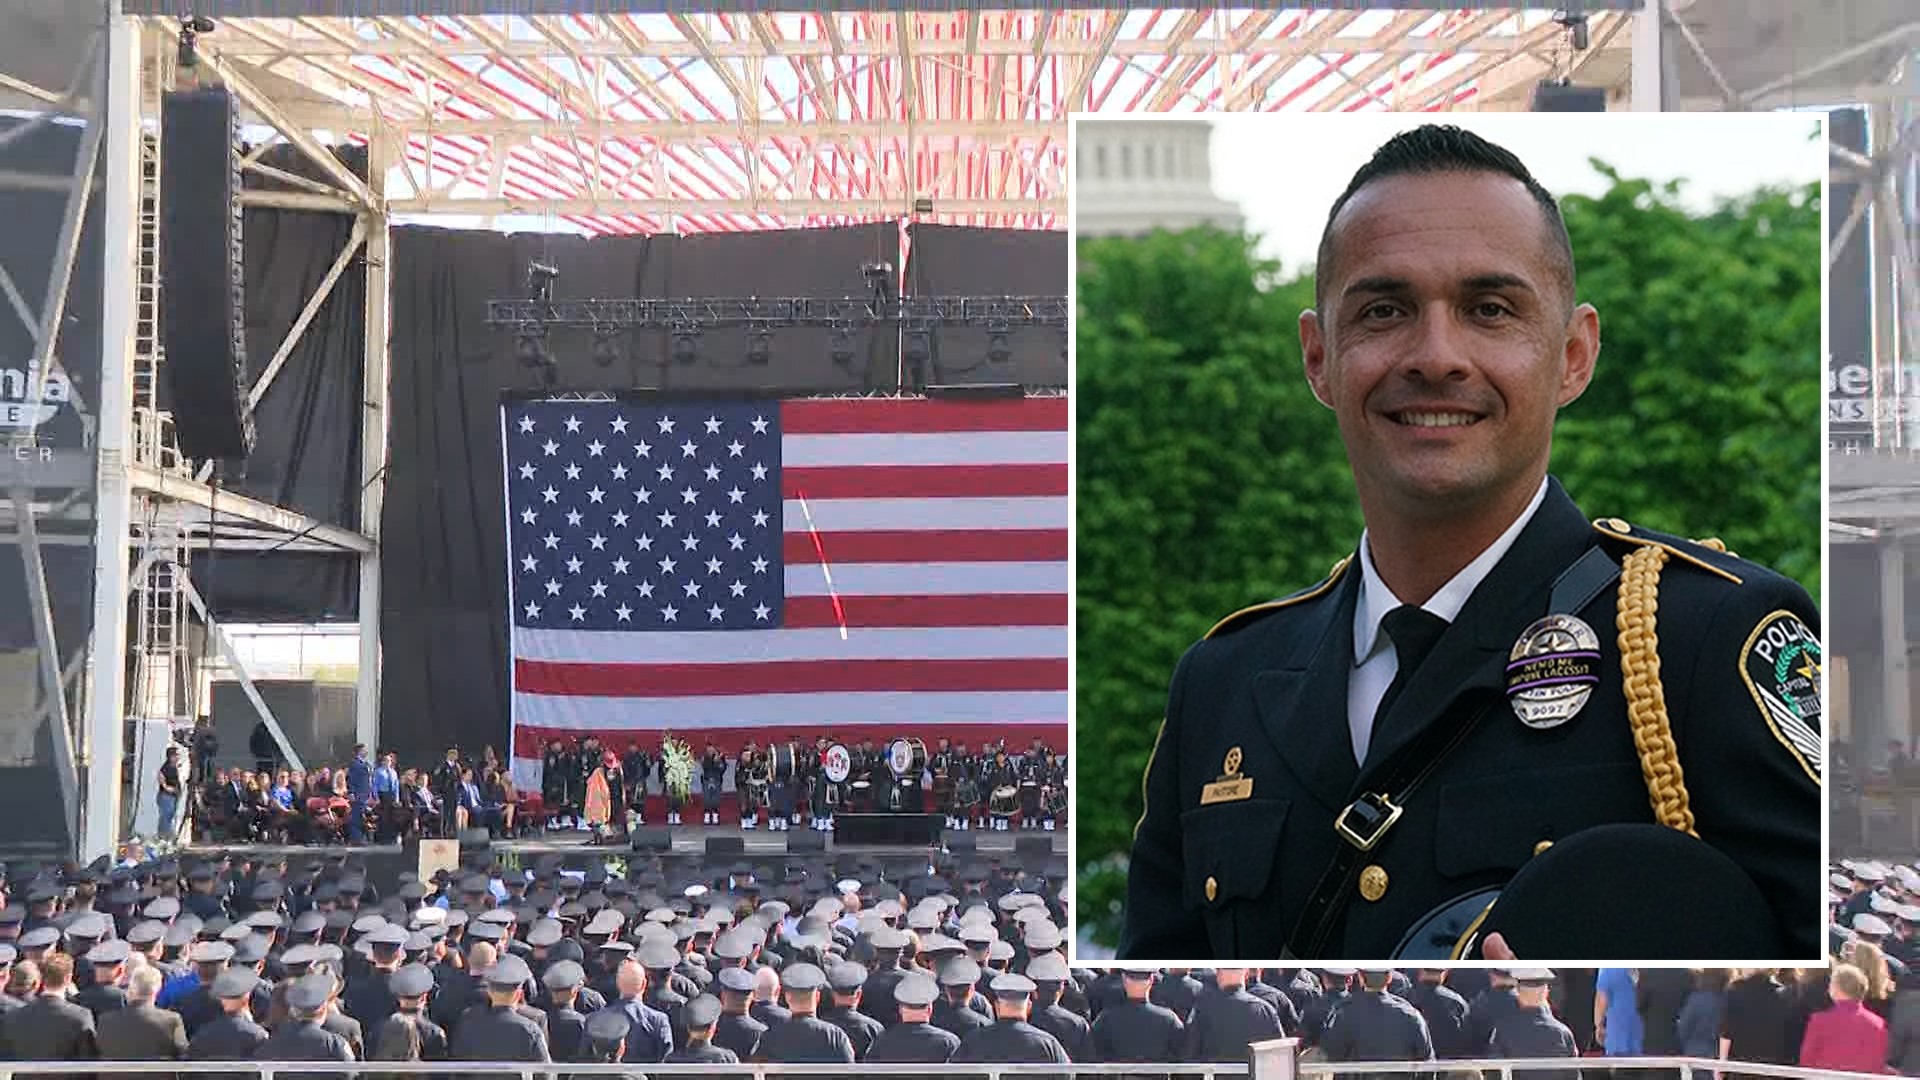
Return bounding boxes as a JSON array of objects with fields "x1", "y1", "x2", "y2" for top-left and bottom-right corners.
[{"x1": 1506, "y1": 614, "x2": 1602, "y2": 729}]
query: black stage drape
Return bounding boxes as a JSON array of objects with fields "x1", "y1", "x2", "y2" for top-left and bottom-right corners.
[
  {"x1": 187, "y1": 145, "x2": 367, "y2": 621},
  {"x1": 379, "y1": 223, "x2": 901, "y2": 765},
  {"x1": 905, "y1": 223, "x2": 1068, "y2": 387}
]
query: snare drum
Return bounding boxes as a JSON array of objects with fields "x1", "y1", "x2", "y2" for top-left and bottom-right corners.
[
  {"x1": 771, "y1": 742, "x2": 797, "y2": 782},
  {"x1": 989, "y1": 785, "x2": 1019, "y2": 816}
]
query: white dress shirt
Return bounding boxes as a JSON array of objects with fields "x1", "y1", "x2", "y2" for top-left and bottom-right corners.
[{"x1": 1348, "y1": 477, "x2": 1550, "y2": 766}]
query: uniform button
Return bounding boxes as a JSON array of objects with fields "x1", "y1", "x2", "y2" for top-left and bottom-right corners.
[
  {"x1": 1604, "y1": 517, "x2": 1630, "y2": 532},
  {"x1": 1205, "y1": 876, "x2": 1218, "y2": 903},
  {"x1": 1534, "y1": 840, "x2": 1554, "y2": 856},
  {"x1": 1358, "y1": 864, "x2": 1388, "y2": 902}
]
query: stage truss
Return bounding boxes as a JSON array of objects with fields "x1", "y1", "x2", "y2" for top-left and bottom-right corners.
[{"x1": 0, "y1": 0, "x2": 1911, "y2": 860}]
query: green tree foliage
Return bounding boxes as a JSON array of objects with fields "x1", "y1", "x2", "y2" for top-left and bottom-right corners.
[{"x1": 1073, "y1": 172, "x2": 1822, "y2": 943}]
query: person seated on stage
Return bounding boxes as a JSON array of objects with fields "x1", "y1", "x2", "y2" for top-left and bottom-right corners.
[
  {"x1": 408, "y1": 772, "x2": 441, "y2": 837},
  {"x1": 484, "y1": 767, "x2": 517, "y2": 836},
  {"x1": 456, "y1": 766, "x2": 501, "y2": 836}
]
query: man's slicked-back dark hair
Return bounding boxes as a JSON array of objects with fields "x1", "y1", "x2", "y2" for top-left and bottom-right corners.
[{"x1": 1313, "y1": 123, "x2": 1575, "y2": 313}]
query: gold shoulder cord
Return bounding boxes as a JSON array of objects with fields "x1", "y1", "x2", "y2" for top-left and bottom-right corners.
[{"x1": 1614, "y1": 545, "x2": 1699, "y2": 837}]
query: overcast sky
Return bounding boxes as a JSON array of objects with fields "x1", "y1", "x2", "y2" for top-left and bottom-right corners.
[{"x1": 1187, "y1": 112, "x2": 1825, "y2": 274}]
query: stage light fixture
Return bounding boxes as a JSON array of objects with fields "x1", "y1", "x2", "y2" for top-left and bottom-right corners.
[
  {"x1": 986, "y1": 327, "x2": 1012, "y2": 364},
  {"x1": 672, "y1": 332, "x2": 699, "y2": 365},
  {"x1": 746, "y1": 330, "x2": 772, "y2": 366},
  {"x1": 514, "y1": 325, "x2": 552, "y2": 369},
  {"x1": 591, "y1": 329, "x2": 620, "y2": 368},
  {"x1": 176, "y1": 15, "x2": 215, "y2": 69}
]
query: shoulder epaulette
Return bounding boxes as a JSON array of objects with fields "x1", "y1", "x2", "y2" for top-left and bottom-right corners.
[
  {"x1": 1591, "y1": 517, "x2": 1744, "y2": 585},
  {"x1": 1204, "y1": 556, "x2": 1352, "y2": 640}
]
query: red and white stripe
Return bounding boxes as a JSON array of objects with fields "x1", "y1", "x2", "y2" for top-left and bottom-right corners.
[{"x1": 509, "y1": 397, "x2": 1068, "y2": 783}]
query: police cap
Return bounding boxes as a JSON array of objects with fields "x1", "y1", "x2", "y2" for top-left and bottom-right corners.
[
  {"x1": 286, "y1": 974, "x2": 333, "y2": 1011},
  {"x1": 487, "y1": 954, "x2": 533, "y2": 987},
  {"x1": 85, "y1": 939, "x2": 130, "y2": 965},
  {"x1": 937, "y1": 957, "x2": 982, "y2": 987},
  {"x1": 542, "y1": 959, "x2": 587, "y2": 992},
  {"x1": 211, "y1": 968, "x2": 259, "y2": 1000},
  {"x1": 1025, "y1": 951, "x2": 1069, "y2": 983},
  {"x1": 391, "y1": 964, "x2": 436, "y2": 998},
  {"x1": 638, "y1": 942, "x2": 679, "y2": 971},
  {"x1": 780, "y1": 962, "x2": 827, "y2": 993},
  {"x1": 828, "y1": 963, "x2": 867, "y2": 993},
  {"x1": 526, "y1": 919, "x2": 564, "y2": 948},
  {"x1": 989, "y1": 973, "x2": 1036, "y2": 997},
  {"x1": 684, "y1": 993, "x2": 722, "y2": 1029},
  {"x1": 893, "y1": 973, "x2": 939, "y2": 1008},
  {"x1": 716, "y1": 967, "x2": 755, "y2": 995},
  {"x1": 585, "y1": 1009, "x2": 629, "y2": 1047}
]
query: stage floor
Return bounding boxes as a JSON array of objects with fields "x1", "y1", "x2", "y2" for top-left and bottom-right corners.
[{"x1": 182, "y1": 823, "x2": 1066, "y2": 862}]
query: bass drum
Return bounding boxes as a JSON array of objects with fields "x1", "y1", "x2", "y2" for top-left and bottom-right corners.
[
  {"x1": 823, "y1": 743, "x2": 852, "y2": 784},
  {"x1": 989, "y1": 785, "x2": 1019, "y2": 816},
  {"x1": 771, "y1": 742, "x2": 798, "y2": 782},
  {"x1": 888, "y1": 737, "x2": 928, "y2": 779}
]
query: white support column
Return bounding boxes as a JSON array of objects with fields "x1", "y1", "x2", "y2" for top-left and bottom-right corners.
[
  {"x1": 1249, "y1": 1037, "x2": 1300, "y2": 1080},
  {"x1": 1630, "y1": 0, "x2": 1665, "y2": 112},
  {"x1": 1884, "y1": 536, "x2": 1911, "y2": 761},
  {"x1": 82, "y1": 11, "x2": 142, "y2": 863},
  {"x1": 357, "y1": 134, "x2": 391, "y2": 755}
]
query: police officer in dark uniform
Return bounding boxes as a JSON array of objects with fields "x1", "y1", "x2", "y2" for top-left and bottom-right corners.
[
  {"x1": 1468, "y1": 969, "x2": 1521, "y2": 1056},
  {"x1": 933, "y1": 957, "x2": 992, "y2": 1037},
  {"x1": 867, "y1": 973, "x2": 959, "y2": 1064},
  {"x1": 664, "y1": 994, "x2": 740, "y2": 1066},
  {"x1": 343, "y1": 925, "x2": 406, "y2": 1025},
  {"x1": 1091, "y1": 969, "x2": 1186, "y2": 1067},
  {"x1": 75, "y1": 939, "x2": 130, "y2": 1018},
  {"x1": 700, "y1": 744, "x2": 728, "y2": 827},
  {"x1": 540, "y1": 959, "x2": 591, "y2": 1062},
  {"x1": 1492, "y1": 969, "x2": 1580, "y2": 1080},
  {"x1": 1320, "y1": 968, "x2": 1435, "y2": 1078},
  {"x1": 1148, "y1": 968, "x2": 1201, "y2": 1023},
  {"x1": 450, "y1": 954, "x2": 550, "y2": 1061},
  {"x1": 1185, "y1": 967, "x2": 1283, "y2": 1062},
  {"x1": 857, "y1": 927, "x2": 912, "y2": 1026},
  {"x1": 753, "y1": 962, "x2": 855, "y2": 1063},
  {"x1": 1120, "y1": 124, "x2": 1822, "y2": 964},
  {"x1": 822, "y1": 962, "x2": 885, "y2": 1060},
  {"x1": 578, "y1": 1009, "x2": 651, "y2": 1080},
  {"x1": 1027, "y1": 952, "x2": 1091, "y2": 1061},
  {"x1": 637, "y1": 943, "x2": 688, "y2": 1048},
  {"x1": 370, "y1": 963, "x2": 447, "y2": 1063},
  {"x1": 254, "y1": 974, "x2": 356, "y2": 1070},
  {"x1": 1404, "y1": 968, "x2": 1473, "y2": 1058},
  {"x1": 953, "y1": 973, "x2": 1071, "y2": 1070},
  {"x1": 712, "y1": 966, "x2": 766, "y2": 1059},
  {"x1": 188, "y1": 968, "x2": 269, "y2": 1062}
]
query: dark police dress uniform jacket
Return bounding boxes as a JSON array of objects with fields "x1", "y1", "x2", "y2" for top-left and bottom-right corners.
[
  {"x1": 188, "y1": 1013, "x2": 270, "y2": 1059},
  {"x1": 665, "y1": 1040, "x2": 740, "y2": 1064},
  {"x1": 1404, "y1": 982, "x2": 1472, "y2": 1058},
  {"x1": 545, "y1": 1005, "x2": 588, "y2": 1062},
  {"x1": 933, "y1": 997, "x2": 993, "y2": 1037},
  {"x1": 867, "y1": 1021, "x2": 960, "y2": 1063},
  {"x1": 1184, "y1": 987, "x2": 1282, "y2": 1063},
  {"x1": 1091, "y1": 998, "x2": 1186, "y2": 1064},
  {"x1": 97, "y1": 1001, "x2": 190, "y2": 1063},
  {"x1": 713, "y1": 1010, "x2": 766, "y2": 1059},
  {"x1": 1033, "y1": 1002, "x2": 1092, "y2": 1061},
  {"x1": 1320, "y1": 990, "x2": 1434, "y2": 1076},
  {"x1": 1491, "y1": 1005, "x2": 1580, "y2": 1080},
  {"x1": 753, "y1": 1014, "x2": 856, "y2": 1063},
  {"x1": 254, "y1": 1019, "x2": 354, "y2": 1064},
  {"x1": 1121, "y1": 480, "x2": 1821, "y2": 960},
  {"x1": 952, "y1": 1018, "x2": 1072, "y2": 1067},
  {"x1": 450, "y1": 1004, "x2": 549, "y2": 1061},
  {"x1": 822, "y1": 1003, "x2": 885, "y2": 1060}
]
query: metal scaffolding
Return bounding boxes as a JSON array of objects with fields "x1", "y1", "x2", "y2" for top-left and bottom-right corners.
[{"x1": 0, "y1": 1, "x2": 1901, "y2": 859}]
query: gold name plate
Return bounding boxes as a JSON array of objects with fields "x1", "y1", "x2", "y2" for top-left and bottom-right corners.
[{"x1": 1200, "y1": 776, "x2": 1253, "y2": 805}]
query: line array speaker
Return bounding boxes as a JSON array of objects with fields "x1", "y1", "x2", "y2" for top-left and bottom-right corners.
[{"x1": 160, "y1": 87, "x2": 255, "y2": 461}]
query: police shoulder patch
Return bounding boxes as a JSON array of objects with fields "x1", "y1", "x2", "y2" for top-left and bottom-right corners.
[{"x1": 1738, "y1": 610, "x2": 1822, "y2": 783}]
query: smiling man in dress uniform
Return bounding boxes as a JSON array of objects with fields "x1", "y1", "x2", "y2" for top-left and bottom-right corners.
[{"x1": 1120, "y1": 123, "x2": 1821, "y2": 962}]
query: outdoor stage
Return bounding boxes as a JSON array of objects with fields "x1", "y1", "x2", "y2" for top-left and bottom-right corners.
[{"x1": 182, "y1": 822, "x2": 1066, "y2": 863}]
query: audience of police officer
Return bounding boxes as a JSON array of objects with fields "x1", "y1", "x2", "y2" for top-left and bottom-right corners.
[{"x1": 4, "y1": 849, "x2": 1916, "y2": 1075}]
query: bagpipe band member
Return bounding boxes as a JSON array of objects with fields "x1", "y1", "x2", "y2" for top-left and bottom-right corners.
[{"x1": 700, "y1": 744, "x2": 728, "y2": 826}]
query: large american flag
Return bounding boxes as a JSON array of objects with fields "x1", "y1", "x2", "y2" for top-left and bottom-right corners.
[{"x1": 501, "y1": 396, "x2": 1068, "y2": 788}]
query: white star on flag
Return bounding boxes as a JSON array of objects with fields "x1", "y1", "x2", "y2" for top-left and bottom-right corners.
[
  {"x1": 680, "y1": 439, "x2": 699, "y2": 458},
  {"x1": 520, "y1": 555, "x2": 538, "y2": 572},
  {"x1": 660, "y1": 604, "x2": 679, "y2": 622},
  {"x1": 564, "y1": 416, "x2": 582, "y2": 433},
  {"x1": 707, "y1": 604, "x2": 725, "y2": 622},
  {"x1": 611, "y1": 558, "x2": 630, "y2": 575},
  {"x1": 610, "y1": 416, "x2": 629, "y2": 434},
  {"x1": 657, "y1": 417, "x2": 675, "y2": 434},
  {"x1": 726, "y1": 440, "x2": 744, "y2": 457},
  {"x1": 751, "y1": 415, "x2": 769, "y2": 433},
  {"x1": 587, "y1": 440, "x2": 605, "y2": 457},
  {"x1": 564, "y1": 463, "x2": 581, "y2": 480},
  {"x1": 615, "y1": 604, "x2": 632, "y2": 621},
  {"x1": 524, "y1": 601, "x2": 541, "y2": 618},
  {"x1": 704, "y1": 416, "x2": 723, "y2": 434},
  {"x1": 517, "y1": 416, "x2": 535, "y2": 433},
  {"x1": 518, "y1": 463, "x2": 536, "y2": 480}
]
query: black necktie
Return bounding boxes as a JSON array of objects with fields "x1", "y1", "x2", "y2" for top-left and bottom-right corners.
[{"x1": 1374, "y1": 604, "x2": 1450, "y2": 724}]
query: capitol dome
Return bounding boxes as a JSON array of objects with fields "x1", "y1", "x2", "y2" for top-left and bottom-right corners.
[{"x1": 1074, "y1": 118, "x2": 1244, "y2": 237}]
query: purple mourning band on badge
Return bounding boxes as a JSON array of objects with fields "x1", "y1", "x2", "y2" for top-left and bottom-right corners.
[
  {"x1": 1505, "y1": 650, "x2": 1600, "y2": 672},
  {"x1": 1506, "y1": 673, "x2": 1602, "y2": 693}
]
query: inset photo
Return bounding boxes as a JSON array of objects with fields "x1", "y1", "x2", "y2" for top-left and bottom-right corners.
[{"x1": 1072, "y1": 113, "x2": 1825, "y2": 962}]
